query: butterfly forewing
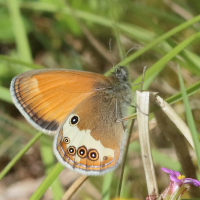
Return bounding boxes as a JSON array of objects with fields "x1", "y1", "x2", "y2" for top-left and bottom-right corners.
[{"x1": 10, "y1": 69, "x2": 112, "y2": 135}]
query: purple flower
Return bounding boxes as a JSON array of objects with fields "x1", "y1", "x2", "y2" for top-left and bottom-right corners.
[
  {"x1": 161, "y1": 167, "x2": 200, "y2": 187},
  {"x1": 158, "y1": 168, "x2": 200, "y2": 200}
]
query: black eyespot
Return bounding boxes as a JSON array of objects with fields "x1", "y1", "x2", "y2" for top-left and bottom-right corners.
[
  {"x1": 63, "y1": 137, "x2": 70, "y2": 144},
  {"x1": 70, "y1": 115, "x2": 79, "y2": 126},
  {"x1": 67, "y1": 146, "x2": 76, "y2": 156},
  {"x1": 88, "y1": 149, "x2": 99, "y2": 161},
  {"x1": 77, "y1": 146, "x2": 87, "y2": 158}
]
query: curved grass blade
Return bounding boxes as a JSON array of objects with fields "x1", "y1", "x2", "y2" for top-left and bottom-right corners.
[
  {"x1": 40, "y1": 141, "x2": 64, "y2": 199},
  {"x1": 4, "y1": 1, "x2": 200, "y2": 79},
  {"x1": 9, "y1": 2, "x2": 200, "y2": 69},
  {"x1": 29, "y1": 162, "x2": 64, "y2": 200},
  {"x1": 177, "y1": 65, "x2": 200, "y2": 170},
  {"x1": 118, "y1": 14, "x2": 200, "y2": 67},
  {"x1": 166, "y1": 80, "x2": 200, "y2": 105},
  {"x1": 132, "y1": 31, "x2": 200, "y2": 90}
]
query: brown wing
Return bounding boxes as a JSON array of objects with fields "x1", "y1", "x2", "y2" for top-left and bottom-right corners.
[
  {"x1": 10, "y1": 69, "x2": 112, "y2": 135},
  {"x1": 54, "y1": 91, "x2": 128, "y2": 175}
]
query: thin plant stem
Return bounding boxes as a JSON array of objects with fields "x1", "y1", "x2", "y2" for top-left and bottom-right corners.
[
  {"x1": 61, "y1": 175, "x2": 88, "y2": 200},
  {"x1": 117, "y1": 119, "x2": 135, "y2": 198}
]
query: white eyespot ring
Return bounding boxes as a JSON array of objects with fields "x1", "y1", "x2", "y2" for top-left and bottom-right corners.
[{"x1": 69, "y1": 115, "x2": 80, "y2": 126}]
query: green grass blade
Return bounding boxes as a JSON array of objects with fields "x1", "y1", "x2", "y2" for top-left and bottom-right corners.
[
  {"x1": 132, "y1": 31, "x2": 200, "y2": 90},
  {"x1": 16, "y1": 2, "x2": 200, "y2": 51},
  {"x1": 5, "y1": 2, "x2": 200, "y2": 79},
  {"x1": 102, "y1": 171, "x2": 114, "y2": 200},
  {"x1": 118, "y1": 14, "x2": 200, "y2": 67},
  {"x1": 0, "y1": 132, "x2": 42, "y2": 180},
  {"x1": 7, "y1": 0, "x2": 32, "y2": 62},
  {"x1": 40, "y1": 141, "x2": 64, "y2": 199},
  {"x1": 177, "y1": 65, "x2": 200, "y2": 170},
  {"x1": 166, "y1": 81, "x2": 200, "y2": 105},
  {"x1": 29, "y1": 162, "x2": 64, "y2": 200},
  {"x1": 0, "y1": 55, "x2": 44, "y2": 70}
]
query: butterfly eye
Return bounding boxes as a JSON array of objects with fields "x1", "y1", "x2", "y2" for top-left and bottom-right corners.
[
  {"x1": 70, "y1": 115, "x2": 79, "y2": 126},
  {"x1": 67, "y1": 146, "x2": 76, "y2": 156},
  {"x1": 63, "y1": 137, "x2": 70, "y2": 144},
  {"x1": 77, "y1": 146, "x2": 87, "y2": 158},
  {"x1": 88, "y1": 149, "x2": 99, "y2": 161}
]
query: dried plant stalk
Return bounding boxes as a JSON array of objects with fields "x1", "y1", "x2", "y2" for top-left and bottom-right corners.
[
  {"x1": 153, "y1": 94, "x2": 194, "y2": 148},
  {"x1": 152, "y1": 93, "x2": 200, "y2": 197},
  {"x1": 136, "y1": 91, "x2": 158, "y2": 196},
  {"x1": 62, "y1": 175, "x2": 88, "y2": 200}
]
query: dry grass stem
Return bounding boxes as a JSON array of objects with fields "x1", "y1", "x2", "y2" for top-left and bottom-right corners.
[
  {"x1": 61, "y1": 175, "x2": 88, "y2": 200},
  {"x1": 153, "y1": 94, "x2": 194, "y2": 148},
  {"x1": 136, "y1": 91, "x2": 158, "y2": 196}
]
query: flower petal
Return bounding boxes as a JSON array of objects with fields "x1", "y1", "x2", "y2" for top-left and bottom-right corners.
[
  {"x1": 169, "y1": 175, "x2": 181, "y2": 183},
  {"x1": 161, "y1": 167, "x2": 171, "y2": 174},
  {"x1": 161, "y1": 168, "x2": 178, "y2": 175},
  {"x1": 174, "y1": 171, "x2": 181, "y2": 177},
  {"x1": 184, "y1": 178, "x2": 200, "y2": 187}
]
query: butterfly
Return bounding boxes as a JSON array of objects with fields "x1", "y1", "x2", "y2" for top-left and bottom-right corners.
[{"x1": 10, "y1": 66, "x2": 132, "y2": 175}]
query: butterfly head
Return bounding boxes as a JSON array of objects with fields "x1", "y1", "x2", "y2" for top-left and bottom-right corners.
[{"x1": 115, "y1": 66, "x2": 129, "y2": 82}]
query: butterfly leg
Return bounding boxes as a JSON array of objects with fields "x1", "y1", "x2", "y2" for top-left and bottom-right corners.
[
  {"x1": 116, "y1": 114, "x2": 136, "y2": 122},
  {"x1": 116, "y1": 107, "x2": 148, "y2": 122}
]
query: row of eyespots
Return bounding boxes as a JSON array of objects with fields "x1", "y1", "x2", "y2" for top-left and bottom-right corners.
[
  {"x1": 63, "y1": 137, "x2": 108, "y2": 161},
  {"x1": 63, "y1": 137, "x2": 99, "y2": 161},
  {"x1": 67, "y1": 145, "x2": 99, "y2": 161}
]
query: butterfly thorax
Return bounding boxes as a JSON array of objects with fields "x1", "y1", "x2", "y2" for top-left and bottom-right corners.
[{"x1": 106, "y1": 66, "x2": 132, "y2": 106}]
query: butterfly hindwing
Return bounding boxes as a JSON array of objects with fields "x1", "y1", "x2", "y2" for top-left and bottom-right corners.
[{"x1": 54, "y1": 91, "x2": 127, "y2": 175}]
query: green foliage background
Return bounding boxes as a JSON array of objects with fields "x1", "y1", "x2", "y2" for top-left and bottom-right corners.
[{"x1": 0, "y1": 0, "x2": 200, "y2": 199}]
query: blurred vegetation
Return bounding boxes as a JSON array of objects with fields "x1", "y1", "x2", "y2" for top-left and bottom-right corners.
[{"x1": 0, "y1": 0, "x2": 200, "y2": 199}]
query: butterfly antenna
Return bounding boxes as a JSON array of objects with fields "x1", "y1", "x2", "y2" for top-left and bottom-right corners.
[
  {"x1": 131, "y1": 66, "x2": 146, "y2": 88},
  {"x1": 109, "y1": 38, "x2": 115, "y2": 68},
  {"x1": 117, "y1": 46, "x2": 138, "y2": 66}
]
